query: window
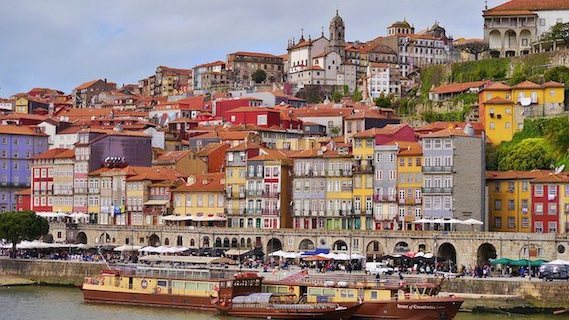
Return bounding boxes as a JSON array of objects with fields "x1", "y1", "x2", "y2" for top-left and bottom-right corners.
[
  {"x1": 494, "y1": 217, "x2": 502, "y2": 228},
  {"x1": 424, "y1": 139, "x2": 432, "y2": 149},
  {"x1": 508, "y1": 199, "x2": 515, "y2": 210},
  {"x1": 508, "y1": 217, "x2": 515, "y2": 228},
  {"x1": 534, "y1": 185, "x2": 543, "y2": 197},
  {"x1": 489, "y1": 122, "x2": 495, "y2": 130},
  {"x1": 535, "y1": 221, "x2": 543, "y2": 233},
  {"x1": 549, "y1": 221, "x2": 558, "y2": 233},
  {"x1": 399, "y1": 158, "x2": 405, "y2": 166},
  {"x1": 389, "y1": 170, "x2": 396, "y2": 180},
  {"x1": 539, "y1": 19, "x2": 545, "y2": 26},
  {"x1": 494, "y1": 199, "x2": 502, "y2": 210},
  {"x1": 548, "y1": 203, "x2": 557, "y2": 215},
  {"x1": 522, "y1": 217, "x2": 529, "y2": 228},
  {"x1": 505, "y1": 122, "x2": 511, "y2": 129},
  {"x1": 522, "y1": 181, "x2": 528, "y2": 192},
  {"x1": 521, "y1": 199, "x2": 529, "y2": 213},
  {"x1": 548, "y1": 185, "x2": 557, "y2": 199},
  {"x1": 535, "y1": 203, "x2": 543, "y2": 215},
  {"x1": 416, "y1": 158, "x2": 421, "y2": 166}
]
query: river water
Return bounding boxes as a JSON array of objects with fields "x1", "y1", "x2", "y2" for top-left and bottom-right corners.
[{"x1": 0, "y1": 286, "x2": 565, "y2": 320}]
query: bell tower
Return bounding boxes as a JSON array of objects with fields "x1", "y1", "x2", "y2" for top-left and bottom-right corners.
[{"x1": 329, "y1": 10, "x2": 346, "y2": 59}]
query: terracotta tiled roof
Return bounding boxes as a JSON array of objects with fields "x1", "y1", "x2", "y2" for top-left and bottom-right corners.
[
  {"x1": 74, "y1": 79, "x2": 108, "y2": 90},
  {"x1": 249, "y1": 148, "x2": 290, "y2": 161},
  {"x1": 420, "y1": 128, "x2": 476, "y2": 138},
  {"x1": 227, "y1": 106, "x2": 280, "y2": 113},
  {"x1": 227, "y1": 141, "x2": 261, "y2": 152},
  {"x1": 229, "y1": 51, "x2": 282, "y2": 59},
  {"x1": 486, "y1": 169, "x2": 552, "y2": 180},
  {"x1": 396, "y1": 141, "x2": 422, "y2": 156},
  {"x1": 172, "y1": 172, "x2": 225, "y2": 192},
  {"x1": 352, "y1": 124, "x2": 409, "y2": 138},
  {"x1": 195, "y1": 142, "x2": 228, "y2": 157},
  {"x1": 15, "y1": 188, "x2": 31, "y2": 195},
  {"x1": 0, "y1": 125, "x2": 46, "y2": 136},
  {"x1": 484, "y1": 0, "x2": 569, "y2": 16},
  {"x1": 79, "y1": 128, "x2": 149, "y2": 138},
  {"x1": 430, "y1": 80, "x2": 489, "y2": 95},
  {"x1": 154, "y1": 150, "x2": 192, "y2": 163},
  {"x1": 482, "y1": 82, "x2": 512, "y2": 91},
  {"x1": 483, "y1": 9, "x2": 536, "y2": 16},
  {"x1": 542, "y1": 81, "x2": 565, "y2": 88},
  {"x1": 0, "y1": 113, "x2": 48, "y2": 122},
  {"x1": 531, "y1": 172, "x2": 569, "y2": 183},
  {"x1": 57, "y1": 126, "x2": 83, "y2": 134},
  {"x1": 512, "y1": 80, "x2": 542, "y2": 89},
  {"x1": 345, "y1": 110, "x2": 393, "y2": 120},
  {"x1": 218, "y1": 131, "x2": 252, "y2": 140},
  {"x1": 485, "y1": 97, "x2": 514, "y2": 104},
  {"x1": 415, "y1": 121, "x2": 485, "y2": 134},
  {"x1": 195, "y1": 60, "x2": 225, "y2": 68},
  {"x1": 126, "y1": 167, "x2": 184, "y2": 182},
  {"x1": 32, "y1": 148, "x2": 70, "y2": 160}
]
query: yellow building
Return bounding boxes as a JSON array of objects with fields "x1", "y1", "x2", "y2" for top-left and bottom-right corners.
[
  {"x1": 483, "y1": 97, "x2": 516, "y2": 146},
  {"x1": 15, "y1": 97, "x2": 30, "y2": 114},
  {"x1": 52, "y1": 149, "x2": 75, "y2": 214},
  {"x1": 486, "y1": 170, "x2": 550, "y2": 232},
  {"x1": 352, "y1": 130, "x2": 375, "y2": 230},
  {"x1": 172, "y1": 172, "x2": 226, "y2": 227},
  {"x1": 323, "y1": 151, "x2": 354, "y2": 230},
  {"x1": 480, "y1": 80, "x2": 565, "y2": 146},
  {"x1": 395, "y1": 141, "x2": 423, "y2": 231}
]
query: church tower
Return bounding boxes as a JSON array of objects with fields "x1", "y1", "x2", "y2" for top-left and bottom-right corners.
[{"x1": 329, "y1": 10, "x2": 346, "y2": 59}]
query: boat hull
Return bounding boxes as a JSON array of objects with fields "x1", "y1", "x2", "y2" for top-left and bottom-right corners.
[
  {"x1": 82, "y1": 288, "x2": 215, "y2": 311},
  {"x1": 220, "y1": 305, "x2": 359, "y2": 320},
  {"x1": 351, "y1": 297, "x2": 463, "y2": 320}
]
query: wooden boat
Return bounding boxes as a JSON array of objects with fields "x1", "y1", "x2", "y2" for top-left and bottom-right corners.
[
  {"x1": 214, "y1": 272, "x2": 359, "y2": 320},
  {"x1": 263, "y1": 277, "x2": 463, "y2": 320},
  {"x1": 82, "y1": 267, "x2": 224, "y2": 310}
]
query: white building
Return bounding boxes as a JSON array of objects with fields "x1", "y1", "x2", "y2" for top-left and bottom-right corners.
[
  {"x1": 484, "y1": 0, "x2": 569, "y2": 57},
  {"x1": 366, "y1": 63, "x2": 402, "y2": 99}
]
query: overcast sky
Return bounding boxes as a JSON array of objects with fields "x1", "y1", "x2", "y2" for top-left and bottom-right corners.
[{"x1": 0, "y1": 0, "x2": 506, "y2": 96}]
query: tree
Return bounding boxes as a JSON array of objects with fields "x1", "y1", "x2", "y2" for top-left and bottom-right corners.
[
  {"x1": 544, "y1": 66, "x2": 569, "y2": 86},
  {"x1": 352, "y1": 89, "x2": 363, "y2": 102},
  {"x1": 342, "y1": 85, "x2": 350, "y2": 96},
  {"x1": 0, "y1": 211, "x2": 49, "y2": 258},
  {"x1": 331, "y1": 90, "x2": 343, "y2": 103},
  {"x1": 547, "y1": 116, "x2": 569, "y2": 159},
  {"x1": 497, "y1": 138, "x2": 555, "y2": 171},
  {"x1": 330, "y1": 126, "x2": 341, "y2": 137},
  {"x1": 251, "y1": 69, "x2": 267, "y2": 84},
  {"x1": 374, "y1": 95, "x2": 391, "y2": 108},
  {"x1": 540, "y1": 22, "x2": 569, "y2": 43},
  {"x1": 454, "y1": 40, "x2": 490, "y2": 60}
]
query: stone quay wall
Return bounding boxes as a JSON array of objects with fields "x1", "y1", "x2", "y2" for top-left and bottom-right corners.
[{"x1": 0, "y1": 257, "x2": 106, "y2": 286}]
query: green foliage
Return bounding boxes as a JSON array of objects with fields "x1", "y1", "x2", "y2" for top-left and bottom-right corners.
[
  {"x1": 374, "y1": 95, "x2": 391, "y2": 108},
  {"x1": 392, "y1": 98, "x2": 411, "y2": 116},
  {"x1": 497, "y1": 138, "x2": 555, "y2": 171},
  {"x1": 451, "y1": 92, "x2": 478, "y2": 105},
  {"x1": 330, "y1": 126, "x2": 341, "y2": 137},
  {"x1": 331, "y1": 91, "x2": 343, "y2": 103},
  {"x1": 342, "y1": 85, "x2": 350, "y2": 96},
  {"x1": 0, "y1": 211, "x2": 49, "y2": 258},
  {"x1": 507, "y1": 53, "x2": 550, "y2": 85},
  {"x1": 540, "y1": 22, "x2": 569, "y2": 43},
  {"x1": 352, "y1": 89, "x2": 363, "y2": 102},
  {"x1": 421, "y1": 110, "x2": 465, "y2": 123},
  {"x1": 251, "y1": 69, "x2": 267, "y2": 83},
  {"x1": 450, "y1": 58, "x2": 509, "y2": 83},
  {"x1": 420, "y1": 65, "x2": 447, "y2": 96},
  {"x1": 546, "y1": 116, "x2": 569, "y2": 159},
  {"x1": 544, "y1": 66, "x2": 569, "y2": 86}
]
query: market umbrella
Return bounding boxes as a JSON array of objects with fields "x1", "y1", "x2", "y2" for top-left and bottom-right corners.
[{"x1": 490, "y1": 258, "x2": 513, "y2": 265}]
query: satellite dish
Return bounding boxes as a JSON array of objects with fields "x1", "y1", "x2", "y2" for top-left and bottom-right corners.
[{"x1": 555, "y1": 164, "x2": 565, "y2": 175}]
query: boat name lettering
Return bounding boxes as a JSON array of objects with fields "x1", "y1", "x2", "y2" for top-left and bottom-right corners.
[{"x1": 397, "y1": 304, "x2": 440, "y2": 310}]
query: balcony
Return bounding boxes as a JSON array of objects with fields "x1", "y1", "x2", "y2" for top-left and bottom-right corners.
[
  {"x1": 262, "y1": 191, "x2": 280, "y2": 198},
  {"x1": 422, "y1": 187, "x2": 452, "y2": 194},
  {"x1": 353, "y1": 166, "x2": 373, "y2": 174},
  {"x1": 246, "y1": 190, "x2": 263, "y2": 197},
  {"x1": 261, "y1": 209, "x2": 279, "y2": 216},
  {"x1": 422, "y1": 166, "x2": 453, "y2": 173}
]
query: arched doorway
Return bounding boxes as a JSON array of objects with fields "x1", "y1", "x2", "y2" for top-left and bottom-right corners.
[
  {"x1": 488, "y1": 30, "x2": 501, "y2": 50},
  {"x1": 366, "y1": 241, "x2": 383, "y2": 262},
  {"x1": 190, "y1": 239, "x2": 195, "y2": 247},
  {"x1": 45, "y1": 234, "x2": 54, "y2": 243},
  {"x1": 148, "y1": 234, "x2": 160, "y2": 247},
  {"x1": 215, "y1": 237, "x2": 222, "y2": 248},
  {"x1": 164, "y1": 238, "x2": 170, "y2": 246},
  {"x1": 202, "y1": 236, "x2": 210, "y2": 248},
  {"x1": 505, "y1": 30, "x2": 517, "y2": 50},
  {"x1": 477, "y1": 243, "x2": 497, "y2": 266},
  {"x1": 76, "y1": 232, "x2": 87, "y2": 244},
  {"x1": 267, "y1": 238, "x2": 282, "y2": 254},
  {"x1": 223, "y1": 238, "x2": 230, "y2": 248},
  {"x1": 177, "y1": 235, "x2": 183, "y2": 246},
  {"x1": 98, "y1": 232, "x2": 111, "y2": 244},
  {"x1": 231, "y1": 238, "x2": 238, "y2": 248},
  {"x1": 394, "y1": 241, "x2": 409, "y2": 254},
  {"x1": 333, "y1": 240, "x2": 348, "y2": 251},
  {"x1": 299, "y1": 239, "x2": 315, "y2": 251},
  {"x1": 519, "y1": 29, "x2": 531, "y2": 50},
  {"x1": 240, "y1": 238, "x2": 246, "y2": 248},
  {"x1": 246, "y1": 238, "x2": 252, "y2": 248},
  {"x1": 437, "y1": 243, "x2": 457, "y2": 270}
]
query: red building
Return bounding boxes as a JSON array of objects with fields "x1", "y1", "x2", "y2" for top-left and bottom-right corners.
[
  {"x1": 225, "y1": 107, "x2": 282, "y2": 128},
  {"x1": 530, "y1": 174, "x2": 568, "y2": 233},
  {"x1": 31, "y1": 149, "x2": 67, "y2": 212},
  {"x1": 352, "y1": 123, "x2": 417, "y2": 145},
  {"x1": 15, "y1": 188, "x2": 31, "y2": 211},
  {"x1": 213, "y1": 97, "x2": 263, "y2": 120},
  {"x1": 195, "y1": 142, "x2": 230, "y2": 173}
]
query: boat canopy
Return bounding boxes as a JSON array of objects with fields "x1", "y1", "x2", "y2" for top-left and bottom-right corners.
[
  {"x1": 232, "y1": 292, "x2": 273, "y2": 304},
  {"x1": 138, "y1": 255, "x2": 237, "y2": 265}
]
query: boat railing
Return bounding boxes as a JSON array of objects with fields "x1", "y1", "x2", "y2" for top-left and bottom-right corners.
[
  {"x1": 231, "y1": 303, "x2": 339, "y2": 310},
  {"x1": 133, "y1": 266, "x2": 234, "y2": 280}
]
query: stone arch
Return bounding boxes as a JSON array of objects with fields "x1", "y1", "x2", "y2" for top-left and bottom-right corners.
[
  {"x1": 504, "y1": 29, "x2": 517, "y2": 49},
  {"x1": 477, "y1": 243, "x2": 497, "y2": 266},
  {"x1": 215, "y1": 237, "x2": 222, "y2": 248},
  {"x1": 417, "y1": 243, "x2": 427, "y2": 252},
  {"x1": 333, "y1": 240, "x2": 348, "y2": 251},
  {"x1": 299, "y1": 239, "x2": 315, "y2": 251},
  {"x1": 240, "y1": 238, "x2": 246, "y2": 248},
  {"x1": 176, "y1": 235, "x2": 183, "y2": 246},
  {"x1": 246, "y1": 238, "x2": 252, "y2": 248},
  {"x1": 231, "y1": 238, "x2": 238, "y2": 248},
  {"x1": 148, "y1": 234, "x2": 160, "y2": 247},
  {"x1": 164, "y1": 238, "x2": 170, "y2": 246},
  {"x1": 488, "y1": 29, "x2": 501, "y2": 49},
  {"x1": 223, "y1": 237, "x2": 230, "y2": 248},
  {"x1": 76, "y1": 232, "x2": 87, "y2": 244},
  {"x1": 202, "y1": 236, "x2": 210, "y2": 248},
  {"x1": 519, "y1": 29, "x2": 532, "y2": 48},
  {"x1": 267, "y1": 238, "x2": 282, "y2": 254},
  {"x1": 394, "y1": 241, "x2": 409, "y2": 254},
  {"x1": 45, "y1": 234, "x2": 54, "y2": 243},
  {"x1": 437, "y1": 242, "x2": 457, "y2": 265},
  {"x1": 98, "y1": 232, "x2": 111, "y2": 244},
  {"x1": 190, "y1": 238, "x2": 196, "y2": 247},
  {"x1": 366, "y1": 240, "x2": 383, "y2": 262}
]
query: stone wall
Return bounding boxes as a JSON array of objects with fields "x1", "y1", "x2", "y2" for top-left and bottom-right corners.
[
  {"x1": 442, "y1": 277, "x2": 569, "y2": 308},
  {"x1": 0, "y1": 258, "x2": 106, "y2": 286}
]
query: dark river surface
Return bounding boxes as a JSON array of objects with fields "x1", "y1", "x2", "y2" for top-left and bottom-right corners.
[{"x1": 0, "y1": 286, "x2": 566, "y2": 320}]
